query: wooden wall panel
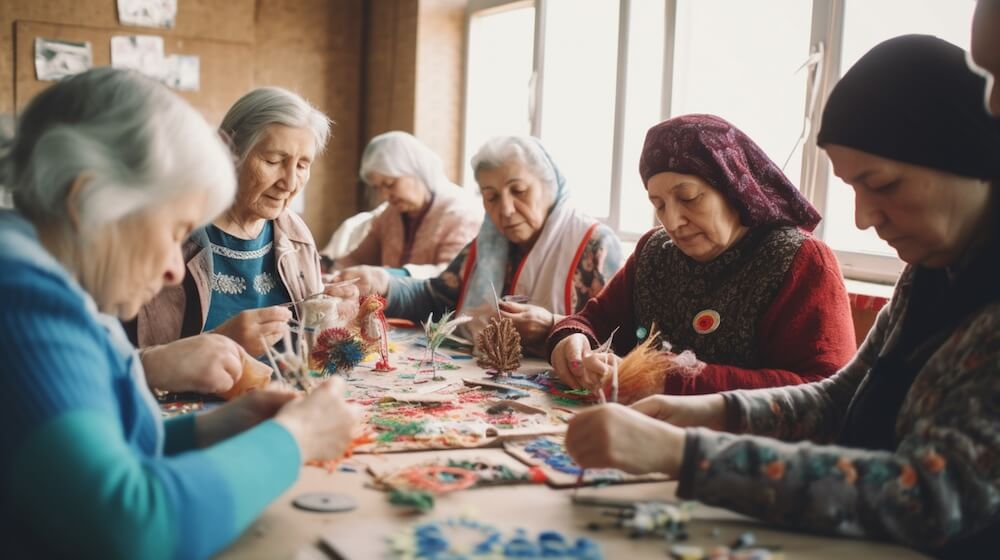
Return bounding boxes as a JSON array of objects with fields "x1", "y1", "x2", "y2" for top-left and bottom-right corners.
[
  {"x1": 14, "y1": 21, "x2": 253, "y2": 126},
  {"x1": 415, "y1": 0, "x2": 465, "y2": 183}
]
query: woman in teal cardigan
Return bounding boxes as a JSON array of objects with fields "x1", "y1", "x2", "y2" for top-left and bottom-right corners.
[{"x1": 0, "y1": 68, "x2": 359, "y2": 559}]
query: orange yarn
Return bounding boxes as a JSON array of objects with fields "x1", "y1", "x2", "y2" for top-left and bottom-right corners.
[{"x1": 613, "y1": 331, "x2": 673, "y2": 405}]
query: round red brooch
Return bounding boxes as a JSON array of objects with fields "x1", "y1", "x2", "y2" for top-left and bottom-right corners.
[{"x1": 692, "y1": 310, "x2": 721, "y2": 334}]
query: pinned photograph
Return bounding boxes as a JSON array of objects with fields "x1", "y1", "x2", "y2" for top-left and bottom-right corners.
[
  {"x1": 110, "y1": 35, "x2": 166, "y2": 81},
  {"x1": 117, "y1": 0, "x2": 177, "y2": 29},
  {"x1": 34, "y1": 37, "x2": 93, "y2": 81},
  {"x1": 163, "y1": 54, "x2": 200, "y2": 92}
]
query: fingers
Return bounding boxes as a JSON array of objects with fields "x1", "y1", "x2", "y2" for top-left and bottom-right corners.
[
  {"x1": 253, "y1": 306, "x2": 293, "y2": 323},
  {"x1": 565, "y1": 406, "x2": 615, "y2": 469},
  {"x1": 498, "y1": 301, "x2": 527, "y2": 314},
  {"x1": 630, "y1": 395, "x2": 667, "y2": 419},
  {"x1": 324, "y1": 283, "x2": 360, "y2": 299}
]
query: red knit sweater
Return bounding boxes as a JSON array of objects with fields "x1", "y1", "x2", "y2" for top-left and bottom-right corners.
[{"x1": 546, "y1": 229, "x2": 857, "y2": 395}]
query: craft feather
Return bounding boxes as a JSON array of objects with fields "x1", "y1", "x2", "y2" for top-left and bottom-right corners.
[
  {"x1": 423, "y1": 311, "x2": 472, "y2": 353},
  {"x1": 310, "y1": 327, "x2": 366, "y2": 375},
  {"x1": 614, "y1": 326, "x2": 705, "y2": 405},
  {"x1": 475, "y1": 316, "x2": 522, "y2": 375}
]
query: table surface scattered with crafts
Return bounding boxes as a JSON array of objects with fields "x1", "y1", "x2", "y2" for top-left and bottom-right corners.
[{"x1": 163, "y1": 327, "x2": 928, "y2": 560}]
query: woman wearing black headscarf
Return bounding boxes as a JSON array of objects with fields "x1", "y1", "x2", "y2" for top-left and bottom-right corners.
[{"x1": 562, "y1": 35, "x2": 1000, "y2": 556}]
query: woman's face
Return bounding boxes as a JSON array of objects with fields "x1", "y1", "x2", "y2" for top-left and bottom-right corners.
[
  {"x1": 367, "y1": 171, "x2": 429, "y2": 214},
  {"x1": 476, "y1": 161, "x2": 552, "y2": 247},
  {"x1": 235, "y1": 124, "x2": 316, "y2": 221},
  {"x1": 646, "y1": 171, "x2": 748, "y2": 262},
  {"x1": 825, "y1": 144, "x2": 992, "y2": 268},
  {"x1": 81, "y1": 190, "x2": 208, "y2": 319}
]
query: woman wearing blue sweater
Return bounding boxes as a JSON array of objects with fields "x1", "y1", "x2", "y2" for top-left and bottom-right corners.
[{"x1": 0, "y1": 68, "x2": 360, "y2": 559}]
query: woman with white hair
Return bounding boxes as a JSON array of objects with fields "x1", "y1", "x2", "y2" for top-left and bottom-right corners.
[
  {"x1": 131, "y1": 86, "x2": 348, "y2": 360},
  {"x1": 340, "y1": 135, "x2": 625, "y2": 354},
  {"x1": 331, "y1": 131, "x2": 482, "y2": 278},
  {"x1": 0, "y1": 68, "x2": 358, "y2": 558}
]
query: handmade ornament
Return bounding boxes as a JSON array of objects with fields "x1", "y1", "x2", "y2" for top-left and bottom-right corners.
[
  {"x1": 218, "y1": 352, "x2": 272, "y2": 400},
  {"x1": 421, "y1": 311, "x2": 472, "y2": 380},
  {"x1": 356, "y1": 294, "x2": 394, "y2": 371},
  {"x1": 475, "y1": 315, "x2": 522, "y2": 377},
  {"x1": 310, "y1": 327, "x2": 366, "y2": 376},
  {"x1": 614, "y1": 326, "x2": 704, "y2": 405}
]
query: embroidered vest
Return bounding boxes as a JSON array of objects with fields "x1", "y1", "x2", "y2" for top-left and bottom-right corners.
[{"x1": 632, "y1": 226, "x2": 804, "y2": 367}]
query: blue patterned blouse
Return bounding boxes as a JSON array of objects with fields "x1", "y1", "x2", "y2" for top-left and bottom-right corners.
[{"x1": 203, "y1": 221, "x2": 291, "y2": 331}]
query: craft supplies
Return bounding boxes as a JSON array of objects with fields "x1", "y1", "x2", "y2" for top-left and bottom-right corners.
[
  {"x1": 475, "y1": 316, "x2": 522, "y2": 377},
  {"x1": 616, "y1": 326, "x2": 704, "y2": 405},
  {"x1": 504, "y1": 436, "x2": 670, "y2": 488},
  {"x1": 357, "y1": 294, "x2": 394, "y2": 371},
  {"x1": 386, "y1": 516, "x2": 604, "y2": 559},
  {"x1": 292, "y1": 492, "x2": 358, "y2": 513},
  {"x1": 310, "y1": 327, "x2": 367, "y2": 376},
  {"x1": 422, "y1": 311, "x2": 473, "y2": 380}
]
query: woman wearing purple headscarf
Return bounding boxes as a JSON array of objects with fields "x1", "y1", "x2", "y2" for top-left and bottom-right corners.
[{"x1": 548, "y1": 114, "x2": 855, "y2": 399}]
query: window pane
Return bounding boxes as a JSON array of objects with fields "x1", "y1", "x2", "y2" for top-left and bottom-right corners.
[
  {"x1": 464, "y1": 5, "x2": 535, "y2": 190},
  {"x1": 671, "y1": 0, "x2": 812, "y2": 196},
  {"x1": 539, "y1": 0, "x2": 620, "y2": 219},
  {"x1": 823, "y1": 0, "x2": 976, "y2": 256},
  {"x1": 618, "y1": 0, "x2": 666, "y2": 235}
]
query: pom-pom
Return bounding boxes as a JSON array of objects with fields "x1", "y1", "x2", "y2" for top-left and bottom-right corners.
[{"x1": 311, "y1": 327, "x2": 366, "y2": 375}]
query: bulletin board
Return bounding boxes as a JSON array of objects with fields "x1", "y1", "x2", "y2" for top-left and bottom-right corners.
[{"x1": 13, "y1": 20, "x2": 254, "y2": 126}]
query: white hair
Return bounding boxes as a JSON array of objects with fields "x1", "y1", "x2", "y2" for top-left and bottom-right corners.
[
  {"x1": 0, "y1": 67, "x2": 235, "y2": 233},
  {"x1": 220, "y1": 87, "x2": 332, "y2": 169},
  {"x1": 470, "y1": 135, "x2": 558, "y2": 196},
  {"x1": 359, "y1": 131, "x2": 450, "y2": 193}
]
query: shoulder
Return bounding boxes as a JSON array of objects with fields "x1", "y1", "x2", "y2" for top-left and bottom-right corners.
[
  {"x1": 274, "y1": 210, "x2": 318, "y2": 247},
  {"x1": 433, "y1": 189, "x2": 483, "y2": 221},
  {"x1": 635, "y1": 226, "x2": 669, "y2": 255},
  {"x1": 786, "y1": 231, "x2": 842, "y2": 276}
]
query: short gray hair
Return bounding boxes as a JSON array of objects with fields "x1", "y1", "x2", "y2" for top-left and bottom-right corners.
[
  {"x1": 359, "y1": 131, "x2": 448, "y2": 193},
  {"x1": 220, "y1": 87, "x2": 332, "y2": 168},
  {"x1": 470, "y1": 135, "x2": 558, "y2": 196},
  {"x1": 0, "y1": 67, "x2": 235, "y2": 232}
]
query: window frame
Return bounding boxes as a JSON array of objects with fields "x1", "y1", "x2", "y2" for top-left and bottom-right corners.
[{"x1": 464, "y1": 0, "x2": 915, "y2": 283}]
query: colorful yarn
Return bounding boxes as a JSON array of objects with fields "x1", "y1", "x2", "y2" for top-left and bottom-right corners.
[
  {"x1": 310, "y1": 327, "x2": 366, "y2": 376},
  {"x1": 387, "y1": 517, "x2": 604, "y2": 559}
]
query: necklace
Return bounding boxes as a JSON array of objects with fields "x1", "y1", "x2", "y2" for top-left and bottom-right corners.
[{"x1": 225, "y1": 209, "x2": 264, "y2": 240}]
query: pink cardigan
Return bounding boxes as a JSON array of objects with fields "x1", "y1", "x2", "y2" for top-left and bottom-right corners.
[{"x1": 339, "y1": 186, "x2": 482, "y2": 278}]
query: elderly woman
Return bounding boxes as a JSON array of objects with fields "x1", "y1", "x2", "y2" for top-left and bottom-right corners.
[
  {"x1": 340, "y1": 135, "x2": 624, "y2": 353},
  {"x1": 331, "y1": 131, "x2": 482, "y2": 278},
  {"x1": 0, "y1": 68, "x2": 358, "y2": 559},
  {"x1": 131, "y1": 87, "x2": 336, "y2": 360},
  {"x1": 564, "y1": 35, "x2": 1000, "y2": 556},
  {"x1": 549, "y1": 114, "x2": 856, "y2": 397}
]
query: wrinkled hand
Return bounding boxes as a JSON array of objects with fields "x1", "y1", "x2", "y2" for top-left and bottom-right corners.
[
  {"x1": 332, "y1": 266, "x2": 390, "y2": 296},
  {"x1": 212, "y1": 306, "x2": 292, "y2": 357},
  {"x1": 274, "y1": 378, "x2": 363, "y2": 462},
  {"x1": 630, "y1": 393, "x2": 727, "y2": 431},
  {"x1": 196, "y1": 388, "x2": 298, "y2": 447},
  {"x1": 565, "y1": 403, "x2": 686, "y2": 476},
  {"x1": 498, "y1": 301, "x2": 555, "y2": 350},
  {"x1": 550, "y1": 333, "x2": 594, "y2": 389},
  {"x1": 141, "y1": 333, "x2": 243, "y2": 393}
]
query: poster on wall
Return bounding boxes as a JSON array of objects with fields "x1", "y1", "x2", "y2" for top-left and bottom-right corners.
[
  {"x1": 163, "y1": 54, "x2": 200, "y2": 91},
  {"x1": 34, "y1": 37, "x2": 93, "y2": 81},
  {"x1": 110, "y1": 35, "x2": 166, "y2": 81},
  {"x1": 117, "y1": 0, "x2": 178, "y2": 29}
]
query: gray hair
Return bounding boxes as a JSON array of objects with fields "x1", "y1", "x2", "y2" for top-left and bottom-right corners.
[
  {"x1": 470, "y1": 135, "x2": 558, "y2": 196},
  {"x1": 220, "y1": 87, "x2": 332, "y2": 168},
  {"x1": 0, "y1": 67, "x2": 235, "y2": 232},
  {"x1": 359, "y1": 131, "x2": 448, "y2": 193}
]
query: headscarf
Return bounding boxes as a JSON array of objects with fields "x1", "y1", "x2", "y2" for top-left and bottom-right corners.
[
  {"x1": 818, "y1": 34, "x2": 1000, "y2": 181},
  {"x1": 639, "y1": 114, "x2": 821, "y2": 231}
]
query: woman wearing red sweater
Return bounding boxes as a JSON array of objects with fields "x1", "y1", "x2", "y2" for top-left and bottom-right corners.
[{"x1": 547, "y1": 114, "x2": 856, "y2": 398}]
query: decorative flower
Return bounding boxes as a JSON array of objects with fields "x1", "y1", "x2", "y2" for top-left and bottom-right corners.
[
  {"x1": 763, "y1": 460, "x2": 785, "y2": 481},
  {"x1": 692, "y1": 310, "x2": 721, "y2": 334}
]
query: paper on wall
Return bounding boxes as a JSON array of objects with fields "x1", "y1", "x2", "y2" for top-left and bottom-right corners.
[
  {"x1": 34, "y1": 37, "x2": 93, "y2": 81},
  {"x1": 117, "y1": 0, "x2": 177, "y2": 29},
  {"x1": 163, "y1": 54, "x2": 200, "y2": 91},
  {"x1": 110, "y1": 35, "x2": 166, "y2": 81}
]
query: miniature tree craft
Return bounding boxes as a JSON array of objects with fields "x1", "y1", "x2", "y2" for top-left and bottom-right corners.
[
  {"x1": 475, "y1": 316, "x2": 522, "y2": 377},
  {"x1": 421, "y1": 311, "x2": 472, "y2": 380}
]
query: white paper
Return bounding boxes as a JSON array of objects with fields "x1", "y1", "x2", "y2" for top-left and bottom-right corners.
[
  {"x1": 110, "y1": 35, "x2": 166, "y2": 81},
  {"x1": 163, "y1": 54, "x2": 200, "y2": 91},
  {"x1": 117, "y1": 0, "x2": 177, "y2": 29},
  {"x1": 34, "y1": 37, "x2": 93, "y2": 81}
]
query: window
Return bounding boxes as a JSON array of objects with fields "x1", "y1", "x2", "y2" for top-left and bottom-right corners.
[{"x1": 464, "y1": 0, "x2": 979, "y2": 282}]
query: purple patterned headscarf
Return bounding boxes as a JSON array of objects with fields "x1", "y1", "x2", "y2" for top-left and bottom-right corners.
[{"x1": 639, "y1": 114, "x2": 821, "y2": 232}]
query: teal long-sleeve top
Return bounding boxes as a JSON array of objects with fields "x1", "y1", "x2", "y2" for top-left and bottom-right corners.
[{"x1": 0, "y1": 210, "x2": 301, "y2": 560}]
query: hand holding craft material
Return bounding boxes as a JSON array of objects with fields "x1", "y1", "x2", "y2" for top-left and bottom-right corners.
[{"x1": 218, "y1": 350, "x2": 273, "y2": 400}]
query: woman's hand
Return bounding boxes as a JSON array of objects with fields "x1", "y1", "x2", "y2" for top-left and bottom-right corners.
[
  {"x1": 499, "y1": 301, "x2": 555, "y2": 350},
  {"x1": 195, "y1": 388, "x2": 298, "y2": 447},
  {"x1": 274, "y1": 378, "x2": 363, "y2": 462},
  {"x1": 630, "y1": 393, "x2": 728, "y2": 432},
  {"x1": 332, "y1": 266, "x2": 390, "y2": 296},
  {"x1": 212, "y1": 306, "x2": 292, "y2": 357},
  {"x1": 565, "y1": 403, "x2": 686, "y2": 476},
  {"x1": 550, "y1": 333, "x2": 595, "y2": 389},
  {"x1": 141, "y1": 333, "x2": 243, "y2": 393}
]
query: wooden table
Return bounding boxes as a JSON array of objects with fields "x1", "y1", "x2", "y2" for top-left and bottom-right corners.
[{"x1": 211, "y1": 332, "x2": 928, "y2": 560}]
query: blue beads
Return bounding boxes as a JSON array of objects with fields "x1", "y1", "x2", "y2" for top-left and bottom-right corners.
[
  {"x1": 636, "y1": 326, "x2": 649, "y2": 340},
  {"x1": 395, "y1": 517, "x2": 604, "y2": 559}
]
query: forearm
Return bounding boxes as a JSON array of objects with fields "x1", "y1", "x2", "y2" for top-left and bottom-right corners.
[{"x1": 385, "y1": 276, "x2": 447, "y2": 322}]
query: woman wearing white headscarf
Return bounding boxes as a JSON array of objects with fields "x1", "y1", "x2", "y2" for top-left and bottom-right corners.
[
  {"x1": 340, "y1": 135, "x2": 625, "y2": 354},
  {"x1": 333, "y1": 131, "x2": 482, "y2": 279}
]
